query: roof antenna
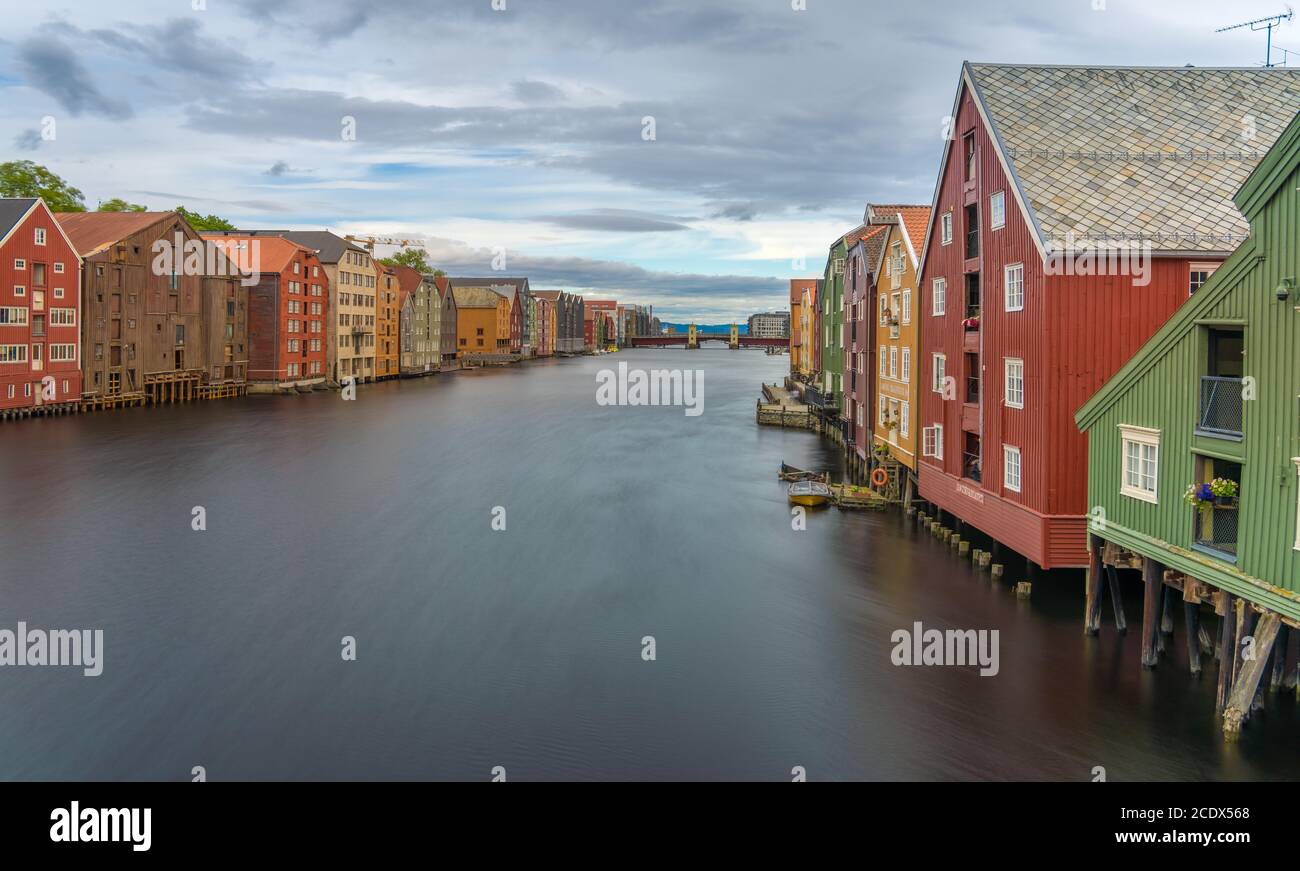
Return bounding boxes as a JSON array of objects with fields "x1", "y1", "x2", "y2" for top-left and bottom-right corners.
[{"x1": 1216, "y1": 7, "x2": 1294, "y2": 67}]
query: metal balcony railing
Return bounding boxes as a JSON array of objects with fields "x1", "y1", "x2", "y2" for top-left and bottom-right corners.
[
  {"x1": 1194, "y1": 503, "x2": 1238, "y2": 557},
  {"x1": 804, "y1": 384, "x2": 839, "y2": 412},
  {"x1": 1197, "y1": 375, "x2": 1244, "y2": 438}
]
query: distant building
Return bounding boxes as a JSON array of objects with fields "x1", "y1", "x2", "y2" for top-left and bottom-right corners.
[{"x1": 747, "y1": 311, "x2": 790, "y2": 338}]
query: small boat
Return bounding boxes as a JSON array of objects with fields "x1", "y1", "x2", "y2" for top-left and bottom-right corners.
[
  {"x1": 779, "y1": 462, "x2": 827, "y2": 482},
  {"x1": 787, "y1": 480, "x2": 832, "y2": 507}
]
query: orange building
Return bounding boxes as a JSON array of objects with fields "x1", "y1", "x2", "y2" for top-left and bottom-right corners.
[
  {"x1": 451, "y1": 285, "x2": 510, "y2": 358},
  {"x1": 374, "y1": 262, "x2": 399, "y2": 379}
]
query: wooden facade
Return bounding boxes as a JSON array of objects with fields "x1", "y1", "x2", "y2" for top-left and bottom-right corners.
[
  {"x1": 0, "y1": 198, "x2": 82, "y2": 413},
  {"x1": 204, "y1": 235, "x2": 327, "y2": 391},
  {"x1": 58, "y1": 211, "x2": 248, "y2": 407},
  {"x1": 916, "y1": 64, "x2": 1300, "y2": 569},
  {"x1": 394, "y1": 265, "x2": 437, "y2": 376},
  {"x1": 375, "y1": 263, "x2": 400, "y2": 380}
]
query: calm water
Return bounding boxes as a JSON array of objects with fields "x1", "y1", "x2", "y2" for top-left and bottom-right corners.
[{"x1": 1, "y1": 349, "x2": 1296, "y2": 781}]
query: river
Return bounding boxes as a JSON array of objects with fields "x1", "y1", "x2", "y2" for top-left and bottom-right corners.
[{"x1": 1, "y1": 349, "x2": 1296, "y2": 780}]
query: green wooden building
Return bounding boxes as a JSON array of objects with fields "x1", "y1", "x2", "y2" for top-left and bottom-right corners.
[
  {"x1": 812, "y1": 230, "x2": 853, "y2": 439},
  {"x1": 1075, "y1": 108, "x2": 1300, "y2": 739}
]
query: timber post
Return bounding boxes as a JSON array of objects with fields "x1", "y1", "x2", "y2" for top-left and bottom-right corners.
[
  {"x1": 1215, "y1": 592, "x2": 1235, "y2": 715},
  {"x1": 1223, "y1": 612, "x2": 1281, "y2": 740},
  {"x1": 1183, "y1": 587, "x2": 1200, "y2": 676},
  {"x1": 1084, "y1": 534, "x2": 1103, "y2": 636},
  {"x1": 1140, "y1": 558, "x2": 1162, "y2": 669},
  {"x1": 1105, "y1": 564, "x2": 1127, "y2": 634}
]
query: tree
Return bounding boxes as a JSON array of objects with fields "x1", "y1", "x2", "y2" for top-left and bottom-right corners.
[
  {"x1": 379, "y1": 247, "x2": 432, "y2": 273},
  {"x1": 0, "y1": 160, "x2": 86, "y2": 211},
  {"x1": 98, "y1": 198, "x2": 147, "y2": 212},
  {"x1": 175, "y1": 206, "x2": 236, "y2": 231}
]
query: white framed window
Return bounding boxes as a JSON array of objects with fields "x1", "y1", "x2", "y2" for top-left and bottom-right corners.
[
  {"x1": 34, "y1": 227, "x2": 46, "y2": 245},
  {"x1": 1188, "y1": 261, "x2": 1220, "y2": 296},
  {"x1": 879, "y1": 345, "x2": 887, "y2": 376},
  {"x1": 49, "y1": 343, "x2": 76, "y2": 362},
  {"x1": 901, "y1": 347, "x2": 911, "y2": 383},
  {"x1": 923, "y1": 423, "x2": 944, "y2": 459},
  {"x1": 989, "y1": 191, "x2": 1006, "y2": 230},
  {"x1": 900, "y1": 401, "x2": 909, "y2": 438},
  {"x1": 49, "y1": 307, "x2": 75, "y2": 326},
  {"x1": 889, "y1": 346, "x2": 898, "y2": 379},
  {"x1": 1004, "y1": 358, "x2": 1024, "y2": 409},
  {"x1": 901, "y1": 289, "x2": 912, "y2": 324},
  {"x1": 0, "y1": 307, "x2": 28, "y2": 325},
  {"x1": 878, "y1": 395, "x2": 887, "y2": 426},
  {"x1": 879, "y1": 293, "x2": 888, "y2": 325},
  {"x1": 932, "y1": 278, "x2": 946, "y2": 316},
  {"x1": 932, "y1": 353, "x2": 946, "y2": 394},
  {"x1": 856, "y1": 403, "x2": 863, "y2": 427},
  {"x1": 0, "y1": 344, "x2": 28, "y2": 363},
  {"x1": 1003, "y1": 445, "x2": 1022, "y2": 492},
  {"x1": 1004, "y1": 263, "x2": 1024, "y2": 311},
  {"x1": 13, "y1": 260, "x2": 25, "y2": 271},
  {"x1": 14, "y1": 285, "x2": 25, "y2": 297},
  {"x1": 53, "y1": 287, "x2": 63, "y2": 299},
  {"x1": 940, "y1": 212, "x2": 952, "y2": 245},
  {"x1": 1120, "y1": 425, "x2": 1160, "y2": 504},
  {"x1": 53, "y1": 262, "x2": 64, "y2": 274}
]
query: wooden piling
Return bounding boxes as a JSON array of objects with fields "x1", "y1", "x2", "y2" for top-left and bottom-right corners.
[
  {"x1": 991, "y1": 564, "x2": 1004, "y2": 579},
  {"x1": 1183, "y1": 595, "x2": 1201, "y2": 676},
  {"x1": 1270, "y1": 625, "x2": 1289, "y2": 692},
  {"x1": 1215, "y1": 592, "x2": 1235, "y2": 715},
  {"x1": 1084, "y1": 535, "x2": 1103, "y2": 636},
  {"x1": 1140, "y1": 558, "x2": 1161, "y2": 669},
  {"x1": 1224, "y1": 612, "x2": 1281, "y2": 740},
  {"x1": 958, "y1": 541, "x2": 970, "y2": 558},
  {"x1": 1105, "y1": 564, "x2": 1128, "y2": 634}
]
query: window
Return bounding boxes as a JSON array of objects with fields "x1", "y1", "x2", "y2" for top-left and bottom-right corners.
[
  {"x1": 49, "y1": 343, "x2": 75, "y2": 362},
  {"x1": 856, "y1": 403, "x2": 863, "y2": 427},
  {"x1": 833, "y1": 258, "x2": 845, "y2": 275},
  {"x1": 1004, "y1": 358, "x2": 1024, "y2": 409},
  {"x1": 901, "y1": 347, "x2": 911, "y2": 383},
  {"x1": 940, "y1": 213, "x2": 952, "y2": 245},
  {"x1": 901, "y1": 290, "x2": 912, "y2": 324},
  {"x1": 0, "y1": 307, "x2": 28, "y2": 325},
  {"x1": 1004, "y1": 263, "x2": 1024, "y2": 311},
  {"x1": 1003, "y1": 445, "x2": 1022, "y2": 492},
  {"x1": 14, "y1": 259, "x2": 24, "y2": 270},
  {"x1": 0, "y1": 344, "x2": 28, "y2": 363},
  {"x1": 964, "y1": 132, "x2": 976, "y2": 181},
  {"x1": 932, "y1": 278, "x2": 946, "y2": 315},
  {"x1": 990, "y1": 191, "x2": 1006, "y2": 230},
  {"x1": 14, "y1": 285, "x2": 25, "y2": 297},
  {"x1": 879, "y1": 294, "x2": 888, "y2": 325},
  {"x1": 900, "y1": 401, "x2": 909, "y2": 438},
  {"x1": 889, "y1": 346, "x2": 898, "y2": 379},
  {"x1": 1120, "y1": 425, "x2": 1160, "y2": 504},
  {"x1": 1189, "y1": 262, "x2": 1220, "y2": 295},
  {"x1": 878, "y1": 395, "x2": 887, "y2": 426},
  {"x1": 923, "y1": 424, "x2": 944, "y2": 460},
  {"x1": 53, "y1": 263, "x2": 64, "y2": 273},
  {"x1": 879, "y1": 345, "x2": 887, "y2": 376},
  {"x1": 932, "y1": 353, "x2": 946, "y2": 393},
  {"x1": 34, "y1": 228, "x2": 46, "y2": 245}
]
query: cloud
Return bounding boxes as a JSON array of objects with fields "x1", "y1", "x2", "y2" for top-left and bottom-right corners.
[
  {"x1": 14, "y1": 128, "x2": 43, "y2": 151},
  {"x1": 65, "y1": 17, "x2": 257, "y2": 83},
  {"x1": 511, "y1": 80, "x2": 566, "y2": 104},
  {"x1": 537, "y1": 209, "x2": 692, "y2": 232},
  {"x1": 15, "y1": 38, "x2": 132, "y2": 119}
]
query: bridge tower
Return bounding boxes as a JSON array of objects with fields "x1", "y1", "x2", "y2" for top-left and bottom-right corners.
[
  {"x1": 687, "y1": 324, "x2": 698, "y2": 349},
  {"x1": 728, "y1": 324, "x2": 739, "y2": 350}
]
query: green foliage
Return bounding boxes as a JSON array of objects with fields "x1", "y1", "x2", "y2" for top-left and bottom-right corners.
[
  {"x1": 0, "y1": 160, "x2": 86, "y2": 211},
  {"x1": 379, "y1": 247, "x2": 432, "y2": 273},
  {"x1": 98, "y1": 198, "x2": 147, "y2": 212},
  {"x1": 175, "y1": 206, "x2": 236, "y2": 231}
]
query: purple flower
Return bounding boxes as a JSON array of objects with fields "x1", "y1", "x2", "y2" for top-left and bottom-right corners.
[{"x1": 1198, "y1": 483, "x2": 1214, "y2": 501}]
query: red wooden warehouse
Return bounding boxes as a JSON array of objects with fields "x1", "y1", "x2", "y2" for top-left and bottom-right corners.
[
  {"x1": 0, "y1": 198, "x2": 82, "y2": 414},
  {"x1": 915, "y1": 63, "x2": 1300, "y2": 569}
]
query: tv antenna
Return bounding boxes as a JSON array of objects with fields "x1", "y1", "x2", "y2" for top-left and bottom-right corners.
[{"x1": 1216, "y1": 8, "x2": 1294, "y2": 67}]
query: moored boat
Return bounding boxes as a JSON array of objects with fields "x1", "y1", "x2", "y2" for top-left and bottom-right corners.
[
  {"x1": 787, "y1": 480, "x2": 831, "y2": 507},
  {"x1": 779, "y1": 462, "x2": 827, "y2": 482}
]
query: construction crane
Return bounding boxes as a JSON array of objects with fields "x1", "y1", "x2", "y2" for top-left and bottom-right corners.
[{"x1": 1216, "y1": 8, "x2": 1294, "y2": 67}]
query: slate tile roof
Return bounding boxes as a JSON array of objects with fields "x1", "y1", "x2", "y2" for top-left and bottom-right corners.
[{"x1": 967, "y1": 64, "x2": 1300, "y2": 252}]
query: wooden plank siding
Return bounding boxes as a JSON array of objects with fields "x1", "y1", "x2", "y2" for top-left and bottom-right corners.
[{"x1": 1076, "y1": 111, "x2": 1300, "y2": 620}]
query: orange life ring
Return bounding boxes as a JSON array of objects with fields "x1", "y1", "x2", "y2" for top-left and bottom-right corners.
[{"x1": 870, "y1": 468, "x2": 889, "y2": 487}]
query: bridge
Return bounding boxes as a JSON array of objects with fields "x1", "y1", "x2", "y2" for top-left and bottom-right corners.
[{"x1": 629, "y1": 324, "x2": 789, "y2": 350}]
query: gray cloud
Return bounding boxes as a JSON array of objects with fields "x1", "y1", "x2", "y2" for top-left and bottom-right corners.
[
  {"x1": 52, "y1": 16, "x2": 256, "y2": 83},
  {"x1": 15, "y1": 38, "x2": 132, "y2": 119},
  {"x1": 14, "y1": 128, "x2": 43, "y2": 151},
  {"x1": 511, "y1": 80, "x2": 566, "y2": 104},
  {"x1": 537, "y1": 209, "x2": 693, "y2": 232}
]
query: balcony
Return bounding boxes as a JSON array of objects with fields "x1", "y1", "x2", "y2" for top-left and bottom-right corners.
[
  {"x1": 1197, "y1": 375, "x2": 1243, "y2": 440},
  {"x1": 1193, "y1": 503, "x2": 1238, "y2": 560},
  {"x1": 962, "y1": 451, "x2": 982, "y2": 484},
  {"x1": 804, "y1": 384, "x2": 839, "y2": 413}
]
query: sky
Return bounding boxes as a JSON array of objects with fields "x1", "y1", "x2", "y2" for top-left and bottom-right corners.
[{"x1": 0, "y1": 0, "x2": 1294, "y2": 322}]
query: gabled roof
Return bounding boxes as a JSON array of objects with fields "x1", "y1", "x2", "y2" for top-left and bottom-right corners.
[
  {"x1": 55, "y1": 211, "x2": 174, "y2": 257},
  {"x1": 919, "y1": 63, "x2": 1300, "y2": 277},
  {"x1": 203, "y1": 229, "x2": 367, "y2": 264},
  {"x1": 1076, "y1": 106, "x2": 1300, "y2": 432},
  {"x1": 848, "y1": 222, "x2": 891, "y2": 276},
  {"x1": 0, "y1": 198, "x2": 38, "y2": 239},
  {"x1": 202, "y1": 234, "x2": 314, "y2": 275},
  {"x1": 789, "y1": 279, "x2": 816, "y2": 305},
  {"x1": 532, "y1": 289, "x2": 564, "y2": 301},
  {"x1": 392, "y1": 264, "x2": 426, "y2": 296},
  {"x1": 452, "y1": 285, "x2": 504, "y2": 308}
]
